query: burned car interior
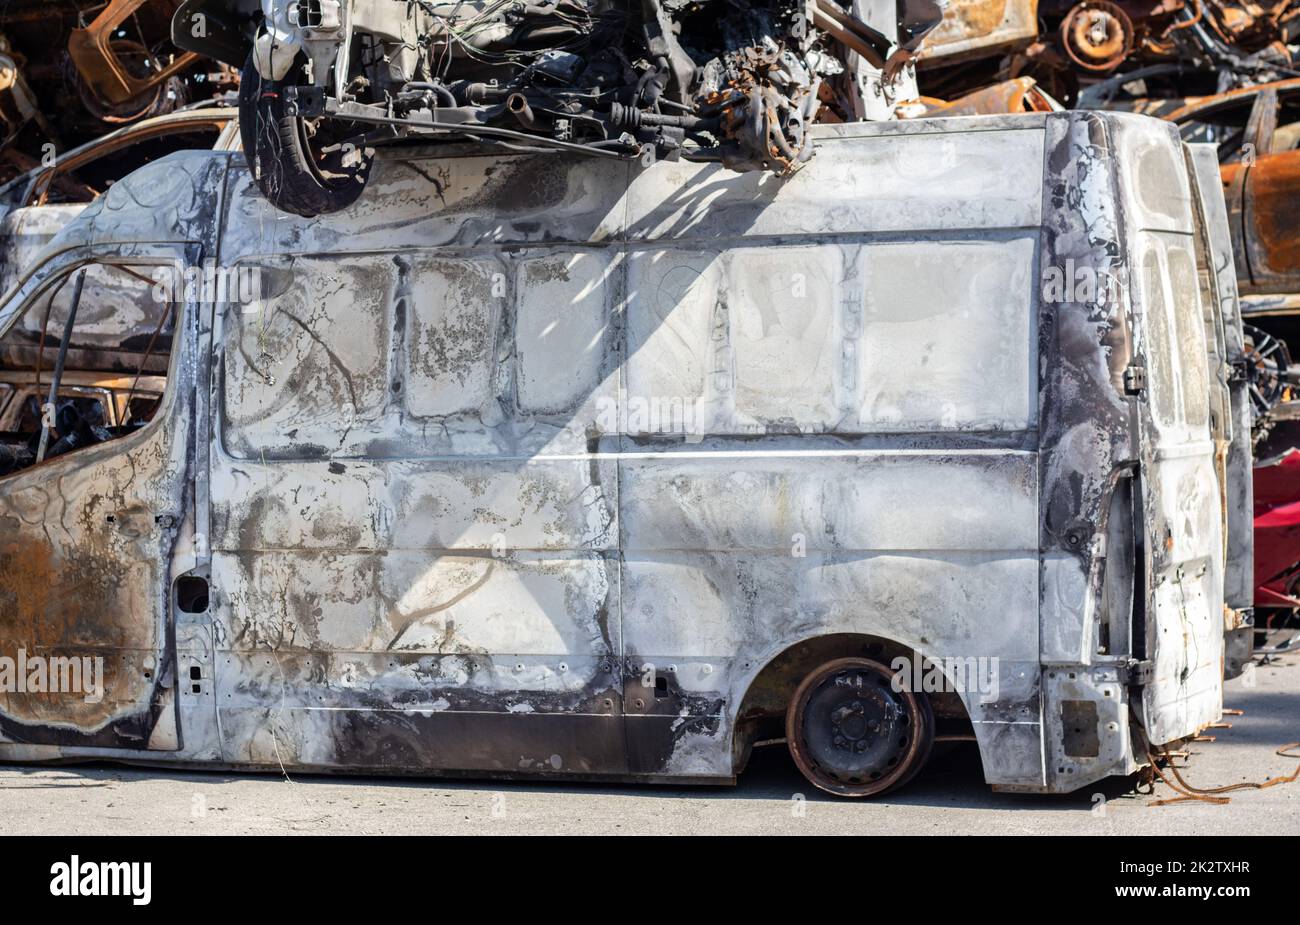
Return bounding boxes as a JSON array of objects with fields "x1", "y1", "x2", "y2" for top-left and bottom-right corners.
[{"x1": 0, "y1": 263, "x2": 171, "y2": 478}]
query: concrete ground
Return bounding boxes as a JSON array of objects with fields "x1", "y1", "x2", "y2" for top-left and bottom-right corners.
[{"x1": 0, "y1": 657, "x2": 1296, "y2": 836}]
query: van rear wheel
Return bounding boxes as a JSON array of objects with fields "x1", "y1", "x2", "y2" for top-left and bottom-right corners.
[
  {"x1": 238, "y1": 54, "x2": 373, "y2": 217},
  {"x1": 786, "y1": 657, "x2": 934, "y2": 797}
]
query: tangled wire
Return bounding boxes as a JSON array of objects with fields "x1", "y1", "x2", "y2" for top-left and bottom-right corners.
[{"x1": 1145, "y1": 740, "x2": 1300, "y2": 806}]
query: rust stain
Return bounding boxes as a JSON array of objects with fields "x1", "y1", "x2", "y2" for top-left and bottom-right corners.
[
  {"x1": 908, "y1": 76, "x2": 1057, "y2": 116},
  {"x1": 1249, "y1": 154, "x2": 1300, "y2": 276},
  {"x1": 949, "y1": 0, "x2": 1015, "y2": 36},
  {"x1": 0, "y1": 537, "x2": 141, "y2": 729}
]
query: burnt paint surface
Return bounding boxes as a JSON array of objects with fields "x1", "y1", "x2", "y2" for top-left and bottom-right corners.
[
  {"x1": 209, "y1": 119, "x2": 1049, "y2": 783},
  {"x1": 0, "y1": 117, "x2": 1233, "y2": 793},
  {"x1": 1030, "y1": 112, "x2": 1229, "y2": 790},
  {"x1": 0, "y1": 310, "x2": 192, "y2": 749},
  {"x1": 0, "y1": 154, "x2": 220, "y2": 751},
  {"x1": 1111, "y1": 115, "x2": 1228, "y2": 746}
]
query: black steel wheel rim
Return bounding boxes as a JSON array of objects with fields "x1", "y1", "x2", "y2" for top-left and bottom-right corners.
[{"x1": 794, "y1": 661, "x2": 918, "y2": 789}]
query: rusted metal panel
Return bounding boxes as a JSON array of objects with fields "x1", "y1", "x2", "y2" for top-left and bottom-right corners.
[
  {"x1": 0, "y1": 152, "x2": 222, "y2": 753},
  {"x1": 920, "y1": 0, "x2": 1040, "y2": 63},
  {"x1": 68, "y1": 0, "x2": 201, "y2": 110},
  {"x1": 0, "y1": 255, "x2": 199, "y2": 750},
  {"x1": 0, "y1": 414, "x2": 186, "y2": 749},
  {"x1": 902, "y1": 77, "x2": 1061, "y2": 117},
  {"x1": 1244, "y1": 150, "x2": 1300, "y2": 287},
  {"x1": 1147, "y1": 79, "x2": 1300, "y2": 297}
]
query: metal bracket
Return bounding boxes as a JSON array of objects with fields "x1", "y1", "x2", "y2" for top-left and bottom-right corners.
[
  {"x1": 1118, "y1": 659, "x2": 1154, "y2": 686},
  {"x1": 1122, "y1": 364, "x2": 1147, "y2": 395},
  {"x1": 285, "y1": 85, "x2": 326, "y2": 118}
]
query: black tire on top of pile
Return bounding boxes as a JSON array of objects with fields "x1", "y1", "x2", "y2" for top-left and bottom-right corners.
[{"x1": 238, "y1": 52, "x2": 373, "y2": 217}]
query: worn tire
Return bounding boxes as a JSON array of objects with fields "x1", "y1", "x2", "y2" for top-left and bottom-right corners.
[
  {"x1": 238, "y1": 53, "x2": 372, "y2": 217},
  {"x1": 786, "y1": 656, "x2": 935, "y2": 797}
]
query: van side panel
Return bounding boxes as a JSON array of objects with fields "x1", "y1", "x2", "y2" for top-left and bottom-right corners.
[
  {"x1": 207, "y1": 123, "x2": 1050, "y2": 784},
  {"x1": 211, "y1": 248, "x2": 629, "y2": 774},
  {"x1": 615, "y1": 136, "x2": 1046, "y2": 783}
]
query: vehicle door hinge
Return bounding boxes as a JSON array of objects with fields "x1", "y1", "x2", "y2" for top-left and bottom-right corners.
[
  {"x1": 1119, "y1": 659, "x2": 1155, "y2": 686},
  {"x1": 1123, "y1": 364, "x2": 1147, "y2": 396}
]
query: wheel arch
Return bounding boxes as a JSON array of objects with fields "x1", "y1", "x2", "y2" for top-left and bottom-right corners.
[{"x1": 730, "y1": 632, "x2": 978, "y2": 775}]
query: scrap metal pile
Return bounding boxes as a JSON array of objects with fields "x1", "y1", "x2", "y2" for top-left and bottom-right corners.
[
  {"x1": 0, "y1": 0, "x2": 237, "y2": 185},
  {"x1": 3, "y1": 1, "x2": 1299, "y2": 213},
  {"x1": 918, "y1": 0, "x2": 1300, "y2": 105},
  {"x1": 194, "y1": 0, "x2": 946, "y2": 215}
]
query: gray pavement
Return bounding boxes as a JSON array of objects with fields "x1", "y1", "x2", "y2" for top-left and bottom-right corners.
[{"x1": 0, "y1": 657, "x2": 1296, "y2": 835}]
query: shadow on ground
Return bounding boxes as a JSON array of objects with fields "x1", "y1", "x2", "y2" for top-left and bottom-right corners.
[
  {"x1": 0, "y1": 741, "x2": 1141, "y2": 812},
  {"x1": 2, "y1": 658, "x2": 1294, "y2": 813}
]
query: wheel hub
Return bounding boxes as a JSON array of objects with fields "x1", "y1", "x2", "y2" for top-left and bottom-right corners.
[
  {"x1": 1060, "y1": 1, "x2": 1133, "y2": 73},
  {"x1": 1243, "y1": 323, "x2": 1291, "y2": 423},
  {"x1": 830, "y1": 700, "x2": 884, "y2": 749},
  {"x1": 801, "y1": 668, "x2": 911, "y2": 782},
  {"x1": 788, "y1": 657, "x2": 936, "y2": 797}
]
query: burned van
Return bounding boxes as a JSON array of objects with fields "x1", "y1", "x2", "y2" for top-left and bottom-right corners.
[{"x1": 0, "y1": 111, "x2": 1252, "y2": 796}]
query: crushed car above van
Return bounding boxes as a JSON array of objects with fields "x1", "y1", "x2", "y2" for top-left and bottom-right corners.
[{"x1": 174, "y1": 0, "x2": 946, "y2": 215}]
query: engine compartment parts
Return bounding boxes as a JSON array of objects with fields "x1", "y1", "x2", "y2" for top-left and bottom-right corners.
[{"x1": 182, "y1": 0, "x2": 944, "y2": 215}]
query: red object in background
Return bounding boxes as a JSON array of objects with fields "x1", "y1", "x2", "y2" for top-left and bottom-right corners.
[{"x1": 1254, "y1": 449, "x2": 1300, "y2": 607}]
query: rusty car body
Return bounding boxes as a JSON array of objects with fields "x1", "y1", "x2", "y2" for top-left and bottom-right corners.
[
  {"x1": 0, "y1": 0, "x2": 237, "y2": 175},
  {"x1": 0, "y1": 107, "x2": 239, "y2": 301},
  {"x1": 898, "y1": 75, "x2": 1063, "y2": 115},
  {"x1": 0, "y1": 110, "x2": 1251, "y2": 796},
  {"x1": 919, "y1": 0, "x2": 1300, "y2": 109},
  {"x1": 68, "y1": 0, "x2": 205, "y2": 121},
  {"x1": 920, "y1": 0, "x2": 1041, "y2": 66}
]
